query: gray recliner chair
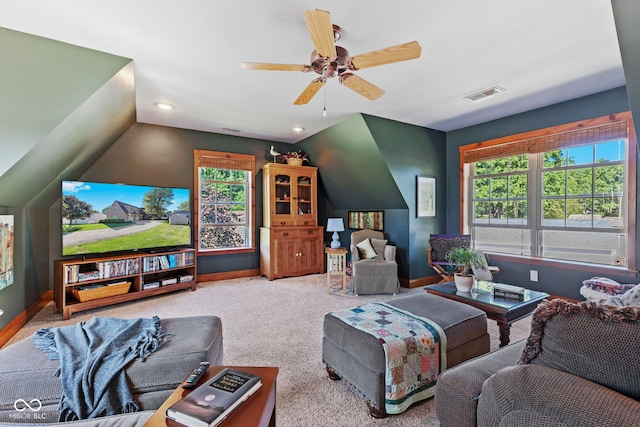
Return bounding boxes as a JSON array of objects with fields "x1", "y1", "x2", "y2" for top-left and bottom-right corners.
[{"x1": 349, "y1": 229, "x2": 400, "y2": 295}]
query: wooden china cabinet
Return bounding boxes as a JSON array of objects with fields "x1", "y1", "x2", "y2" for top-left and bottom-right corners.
[{"x1": 260, "y1": 163, "x2": 324, "y2": 280}]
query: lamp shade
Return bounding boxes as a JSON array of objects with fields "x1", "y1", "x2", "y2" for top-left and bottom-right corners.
[{"x1": 326, "y1": 218, "x2": 345, "y2": 232}]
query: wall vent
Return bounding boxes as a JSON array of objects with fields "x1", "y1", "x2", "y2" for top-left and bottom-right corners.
[{"x1": 464, "y1": 86, "x2": 506, "y2": 102}]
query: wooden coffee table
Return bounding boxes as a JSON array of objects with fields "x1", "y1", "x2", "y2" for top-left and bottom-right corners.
[
  {"x1": 144, "y1": 366, "x2": 278, "y2": 427},
  {"x1": 426, "y1": 281, "x2": 549, "y2": 347}
]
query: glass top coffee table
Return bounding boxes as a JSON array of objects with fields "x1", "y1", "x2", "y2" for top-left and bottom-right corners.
[{"x1": 426, "y1": 281, "x2": 549, "y2": 347}]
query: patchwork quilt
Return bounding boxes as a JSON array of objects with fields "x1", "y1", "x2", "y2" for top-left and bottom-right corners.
[{"x1": 331, "y1": 302, "x2": 446, "y2": 414}]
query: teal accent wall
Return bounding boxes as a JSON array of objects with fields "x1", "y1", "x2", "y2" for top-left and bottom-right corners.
[
  {"x1": 445, "y1": 87, "x2": 635, "y2": 299},
  {"x1": 298, "y1": 113, "x2": 446, "y2": 280}
]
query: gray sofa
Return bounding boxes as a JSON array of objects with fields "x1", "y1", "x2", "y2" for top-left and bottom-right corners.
[
  {"x1": 0, "y1": 315, "x2": 223, "y2": 426},
  {"x1": 435, "y1": 299, "x2": 640, "y2": 427}
]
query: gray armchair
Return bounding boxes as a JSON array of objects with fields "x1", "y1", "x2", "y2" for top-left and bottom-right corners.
[{"x1": 349, "y1": 229, "x2": 400, "y2": 295}]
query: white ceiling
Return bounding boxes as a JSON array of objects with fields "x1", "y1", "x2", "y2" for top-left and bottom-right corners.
[{"x1": 1, "y1": 0, "x2": 625, "y2": 143}]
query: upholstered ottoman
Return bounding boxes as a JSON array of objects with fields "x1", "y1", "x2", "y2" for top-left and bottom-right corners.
[
  {"x1": 0, "y1": 315, "x2": 223, "y2": 423},
  {"x1": 322, "y1": 293, "x2": 489, "y2": 417}
]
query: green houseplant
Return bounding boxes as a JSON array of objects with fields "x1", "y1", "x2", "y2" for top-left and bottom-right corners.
[{"x1": 445, "y1": 246, "x2": 484, "y2": 292}]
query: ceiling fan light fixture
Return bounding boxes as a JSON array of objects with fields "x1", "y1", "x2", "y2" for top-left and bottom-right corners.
[{"x1": 463, "y1": 86, "x2": 506, "y2": 102}]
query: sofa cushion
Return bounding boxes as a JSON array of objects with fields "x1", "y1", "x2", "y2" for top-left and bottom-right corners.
[
  {"x1": 478, "y1": 364, "x2": 640, "y2": 427},
  {"x1": 518, "y1": 299, "x2": 640, "y2": 400},
  {"x1": 0, "y1": 315, "x2": 223, "y2": 421}
]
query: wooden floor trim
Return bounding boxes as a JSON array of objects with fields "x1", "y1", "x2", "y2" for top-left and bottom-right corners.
[
  {"x1": 0, "y1": 290, "x2": 53, "y2": 348},
  {"x1": 197, "y1": 269, "x2": 260, "y2": 283}
]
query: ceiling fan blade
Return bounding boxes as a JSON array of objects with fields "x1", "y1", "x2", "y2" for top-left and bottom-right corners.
[
  {"x1": 339, "y1": 73, "x2": 385, "y2": 101},
  {"x1": 294, "y1": 78, "x2": 325, "y2": 105},
  {"x1": 303, "y1": 9, "x2": 337, "y2": 58},
  {"x1": 350, "y1": 41, "x2": 422, "y2": 70},
  {"x1": 241, "y1": 62, "x2": 309, "y2": 72}
]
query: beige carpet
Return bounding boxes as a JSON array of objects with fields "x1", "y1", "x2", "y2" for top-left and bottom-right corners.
[{"x1": 4, "y1": 274, "x2": 533, "y2": 426}]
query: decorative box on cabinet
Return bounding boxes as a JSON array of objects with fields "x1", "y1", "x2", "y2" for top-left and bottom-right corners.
[
  {"x1": 261, "y1": 163, "x2": 323, "y2": 280},
  {"x1": 54, "y1": 249, "x2": 196, "y2": 320}
]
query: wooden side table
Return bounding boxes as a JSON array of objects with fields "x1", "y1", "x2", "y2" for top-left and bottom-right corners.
[
  {"x1": 325, "y1": 247, "x2": 347, "y2": 294},
  {"x1": 144, "y1": 366, "x2": 278, "y2": 427}
]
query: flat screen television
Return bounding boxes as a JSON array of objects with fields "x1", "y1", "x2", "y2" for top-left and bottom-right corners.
[{"x1": 62, "y1": 180, "x2": 192, "y2": 257}]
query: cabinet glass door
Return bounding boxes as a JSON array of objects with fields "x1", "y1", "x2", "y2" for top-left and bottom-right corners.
[
  {"x1": 274, "y1": 173, "x2": 292, "y2": 216},
  {"x1": 296, "y1": 173, "x2": 313, "y2": 217}
]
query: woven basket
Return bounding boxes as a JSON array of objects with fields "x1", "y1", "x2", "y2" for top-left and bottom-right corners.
[
  {"x1": 286, "y1": 158, "x2": 304, "y2": 166},
  {"x1": 71, "y1": 281, "x2": 131, "y2": 302}
]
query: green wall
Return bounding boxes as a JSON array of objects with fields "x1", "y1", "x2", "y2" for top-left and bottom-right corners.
[
  {"x1": 298, "y1": 113, "x2": 446, "y2": 280},
  {"x1": 445, "y1": 86, "x2": 635, "y2": 299},
  {"x1": 0, "y1": 30, "x2": 134, "y2": 330}
]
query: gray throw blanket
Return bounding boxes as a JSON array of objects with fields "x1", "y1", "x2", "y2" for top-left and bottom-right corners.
[{"x1": 33, "y1": 316, "x2": 169, "y2": 421}]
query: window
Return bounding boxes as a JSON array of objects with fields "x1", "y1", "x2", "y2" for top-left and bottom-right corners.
[
  {"x1": 462, "y1": 112, "x2": 635, "y2": 268},
  {"x1": 194, "y1": 150, "x2": 255, "y2": 253}
]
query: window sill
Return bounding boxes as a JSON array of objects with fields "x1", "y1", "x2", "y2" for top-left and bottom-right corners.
[
  {"x1": 487, "y1": 253, "x2": 637, "y2": 278},
  {"x1": 197, "y1": 247, "x2": 257, "y2": 256}
]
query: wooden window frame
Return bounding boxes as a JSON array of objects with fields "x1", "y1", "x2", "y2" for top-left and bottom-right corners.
[
  {"x1": 194, "y1": 149, "x2": 256, "y2": 255},
  {"x1": 459, "y1": 111, "x2": 637, "y2": 273}
]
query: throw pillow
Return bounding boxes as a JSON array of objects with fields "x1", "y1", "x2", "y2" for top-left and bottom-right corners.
[
  {"x1": 603, "y1": 283, "x2": 640, "y2": 306},
  {"x1": 429, "y1": 236, "x2": 470, "y2": 261},
  {"x1": 370, "y1": 238, "x2": 388, "y2": 259},
  {"x1": 581, "y1": 277, "x2": 636, "y2": 296},
  {"x1": 356, "y1": 238, "x2": 378, "y2": 259},
  {"x1": 518, "y1": 298, "x2": 640, "y2": 400}
]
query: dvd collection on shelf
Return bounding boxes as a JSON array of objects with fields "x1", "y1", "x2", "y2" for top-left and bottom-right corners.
[
  {"x1": 166, "y1": 368, "x2": 262, "y2": 427},
  {"x1": 64, "y1": 258, "x2": 141, "y2": 284},
  {"x1": 142, "y1": 252, "x2": 195, "y2": 272}
]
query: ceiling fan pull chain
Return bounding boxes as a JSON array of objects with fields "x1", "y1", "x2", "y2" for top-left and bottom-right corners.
[{"x1": 323, "y1": 84, "x2": 327, "y2": 117}]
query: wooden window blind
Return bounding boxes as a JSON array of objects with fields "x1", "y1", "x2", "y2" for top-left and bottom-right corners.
[
  {"x1": 463, "y1": 117, "x2": 630, "y2": 164},
  {"x1": 195, "y1": 150, "x2": 254, "y2": 171}
]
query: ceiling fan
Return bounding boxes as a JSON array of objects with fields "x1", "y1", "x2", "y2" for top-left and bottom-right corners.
[{"x1": 241, "y1": 9, "x2": 422, "y2": 105}]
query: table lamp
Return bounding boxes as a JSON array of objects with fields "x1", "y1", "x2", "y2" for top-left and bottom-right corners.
[{"x1": 326, "y1": 218, "x2": 345, "y2": 249}]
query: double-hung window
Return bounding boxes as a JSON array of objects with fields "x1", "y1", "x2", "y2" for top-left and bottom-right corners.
[
  {"x1": 462, "y1": 112, "x2": 635, "y2": 268},
  {"x1": 194, "y1": 150, "x2": 255, "y2": 253}
]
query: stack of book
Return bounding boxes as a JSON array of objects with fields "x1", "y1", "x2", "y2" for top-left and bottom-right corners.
[{"x1": 493, "y1": 283, "x2": 526, "y2": 300}]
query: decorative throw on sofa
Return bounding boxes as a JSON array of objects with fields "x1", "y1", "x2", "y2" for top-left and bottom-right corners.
[
  {"x1": 331, "y1": 303, "x2": 446, "y2": 414},
  {"x1": 33, "y1": 316, "x2": 169, "y2": 421}
]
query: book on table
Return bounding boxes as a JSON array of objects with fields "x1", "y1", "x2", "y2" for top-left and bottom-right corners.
[
  {"x1": 166, "y1": 368, "x2": 262, "y2": 427},
  {"x1": 492, "y1": 282, "x2": 526, "y2": 300}
]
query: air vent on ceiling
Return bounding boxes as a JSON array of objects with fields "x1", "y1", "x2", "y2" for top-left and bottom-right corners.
[
  {"x1": 222, "y1": 127, "x2": 241, "y2": 133},
  {"x1": 464, "y1": 86, "x2": 506, "y2": 102}
]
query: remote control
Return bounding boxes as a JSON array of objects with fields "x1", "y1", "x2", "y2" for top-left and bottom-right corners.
[{"x1": 181, "y1": 361, "x2": 210, "y2": 389}]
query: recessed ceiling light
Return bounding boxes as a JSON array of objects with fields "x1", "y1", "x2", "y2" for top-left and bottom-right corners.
[
  {"x1": 463, "y1": 86, "x2": 506, "y2": 102},
  {"x1": 292, "y1": 127, "x2": 305, "y2": 132},
  {"x1": 154, "y1": 102, "x2": 175, "y2": 110}
]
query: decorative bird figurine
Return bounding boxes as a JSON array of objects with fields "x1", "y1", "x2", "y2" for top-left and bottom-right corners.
[{"x1": 269, "y1": 146, "x2": 281, "y2": 163}]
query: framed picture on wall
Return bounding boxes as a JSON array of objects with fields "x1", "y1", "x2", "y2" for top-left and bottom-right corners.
[
  {"x1": 417, "y1": 176, "x2": 436, "y2": 217},
  {"x1": 348, "y1": 211, "x2": 384, "y2": 231},
  {"x1": 0, "y1": 214, "x2": 15, "y2": 291}
]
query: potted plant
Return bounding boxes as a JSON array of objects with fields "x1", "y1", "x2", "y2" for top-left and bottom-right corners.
[
  {"x1": 445, "y1": 246, "x2": 483, "y2": 292},
  {"x1": 280, "y1": 150, "x2": 309, "y2": 166}
]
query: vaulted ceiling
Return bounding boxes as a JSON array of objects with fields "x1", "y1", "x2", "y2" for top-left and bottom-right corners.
[{"x1": 1, "y1": 0, "x2": 626, "y2": 143}]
